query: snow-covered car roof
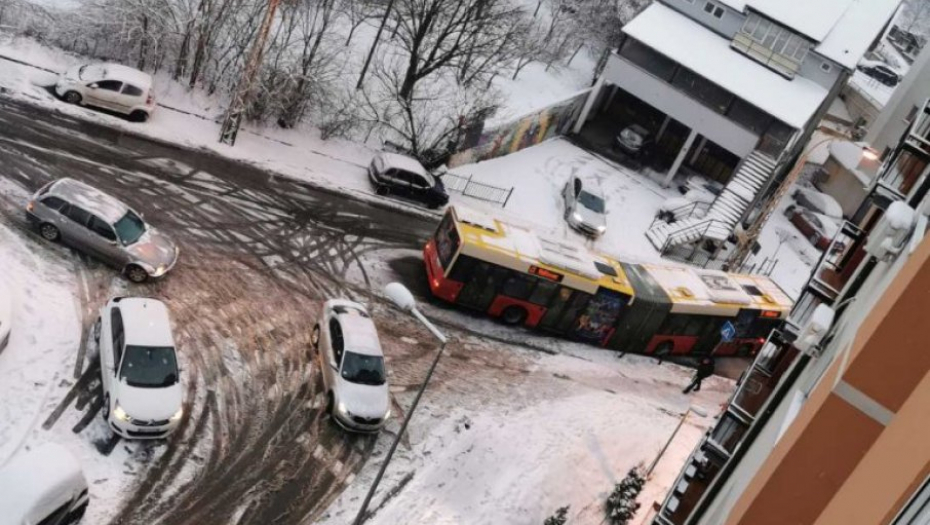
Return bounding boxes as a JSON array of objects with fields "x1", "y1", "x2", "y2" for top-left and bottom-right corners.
[
  {"x1": 793, "y1": 188, "x2": 843, "y2": 219},
  {"x1": 119, "y1": 298, "x2": 175, "y2": 347},
  {"x1": 329, "y1": 301, "x2": 383, "y2": 357},
  {"x1": 377, "y1": 152, "x2": 429, "y2": 178},
  {"x1": 86, "y1": 63, "x2": 153, "y2": 89},
  {"x1": 0, "y1": 442, "x2": 87, "y2": 522},
  {"x1": 49, "y1": 178, "x2": 130, "y2": 224}
]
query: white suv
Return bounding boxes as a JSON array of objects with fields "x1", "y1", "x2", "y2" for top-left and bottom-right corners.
[
  {"x1": 311, "y1": 300, "x2": 390, "y2": 433},
  {"x1": 56, "y1": 63, "x2": 156, "y2": 122},
  {"x1": 94, "y1": 297, "x2": 183, "y2": 439}
]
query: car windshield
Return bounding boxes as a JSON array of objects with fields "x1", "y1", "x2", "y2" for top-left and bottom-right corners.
[
  {"x1": 114, "y1": 210, "x2": 146, "y2": 245},
  {"x1": 578, "y1": 190, "x2": 605, "y2": 213},
  {"x1": 120, "y1": 345, "x2": 179, "y2": 388},
  {"x1": 341, "y1": 351, "x2": 386, "y2": 386}
]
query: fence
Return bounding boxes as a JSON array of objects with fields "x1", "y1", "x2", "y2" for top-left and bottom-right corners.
[
  {"x1": 441, "y1": 172, "x2": 514, "y2": 208},
  {"x1": 448, "y1": 89, "x2": 590, "y2": 168}
]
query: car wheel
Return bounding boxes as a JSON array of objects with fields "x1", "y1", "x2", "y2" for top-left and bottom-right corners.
[
  {"x1": 809, "y1": 233, "x2": 820, "y2": 246},
  {"x1": 326, "y1": 392, "x2": 334, "y2": 415},
  {"x1": 375, "y1": 185, "x2": 390, "y2": 196},
  {"x1": 311, "y1": 324, "x2": 320, "y2": 350},
  {"x1": 501, "y1": 306, "x2": 528, "y2": 326},
  {"x1": 63, "y1": 91, "x2": 82, "y2": 105},
  {"x1": 39, "y1": 222, "x2": 60, "y2": 242},
  {"x1": 129, "y1": 110, "x2": 149, "y2": 123},
  {"x1": 125, "y1": 264, "x2": 149, "y2": 284},
  {"x1": 102, "y1": 393, "x2": 111, "y2": 421}
]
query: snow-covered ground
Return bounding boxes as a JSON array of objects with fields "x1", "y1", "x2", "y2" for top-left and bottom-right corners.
[{"x1": 317, "y1": 344, "x2": 729, "y2": 525}]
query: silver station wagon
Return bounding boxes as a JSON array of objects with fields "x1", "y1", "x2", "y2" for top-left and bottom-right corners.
[{"x1": 26, "y1": 178, "x2": 179, "y2": 283}]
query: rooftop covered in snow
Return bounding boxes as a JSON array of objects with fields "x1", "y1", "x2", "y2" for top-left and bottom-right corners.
[{"x1": 623, "y1": 4, "x2": 828, "y2": 129}]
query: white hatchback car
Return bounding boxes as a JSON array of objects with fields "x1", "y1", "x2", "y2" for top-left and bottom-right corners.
[
  {"x1": 94, "y1": 297, "x2": 183, "y2": 439},
  {"x1": 0, "y1": 442, "x2": 89, "y2": 525},
  {"x1": 311, "y1": 300, "x2": 390, "y2": 433},
  {"x1": 56, "y1": 63, "x2": 156, "y2": 122}
]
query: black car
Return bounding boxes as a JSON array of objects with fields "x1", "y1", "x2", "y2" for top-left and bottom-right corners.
[
  {"x1": 857, "y1": 63, "x2": 900, "y2": 87},
  {"x1": 614, "y1": 124, "x2": 654, "y2": 158},
  {"x1": 368, "y1": 152, "x2": 449, "y2": 209}
]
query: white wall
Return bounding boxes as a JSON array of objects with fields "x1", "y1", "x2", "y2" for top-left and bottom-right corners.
[{"x1": 603, "y1": 55, "x2": 760, "y2": 157}]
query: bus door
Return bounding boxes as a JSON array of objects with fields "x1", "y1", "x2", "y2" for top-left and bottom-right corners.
[
  {"x1": 538, "y1": 287, "x2": 590, "y2": 334},
  {"x1": 455, "y1": 261, "x2": 510, "y2": 311},
  {"x1": 572, "y1": 288, "x2": 627, "y2": 345}
]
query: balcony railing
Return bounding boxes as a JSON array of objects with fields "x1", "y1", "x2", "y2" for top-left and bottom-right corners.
[
  {"x1": 731, "y1": 33, "x2": 802, "y2": 79},
  {"x1": 790, "y1": 221, "x2": 865, "y2": 327}
]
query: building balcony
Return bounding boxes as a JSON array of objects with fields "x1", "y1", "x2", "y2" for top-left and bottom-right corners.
[{"x1": 655, "y1": 439, "x2": 728, "y2": 525}]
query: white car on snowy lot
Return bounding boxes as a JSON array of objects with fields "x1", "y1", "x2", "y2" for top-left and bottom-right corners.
[
  {"x1": 94, "y1": 297, "x2": 183, "y2": 439},
  {"x1": 311, "y1": 300, "x2": 390, "y2": 433},
  {"x1": 56, "y1": 63, "x2": 156, "y2": 122},
  {"x1": 562, "y1": 175, "x2": 607, "y2": 237},
  {"x1": 0, "y1": 442, "x2": 89, "y2": 525},
  {"x1": 0, "y1": 278, "x2": 11, "y2": 352}
]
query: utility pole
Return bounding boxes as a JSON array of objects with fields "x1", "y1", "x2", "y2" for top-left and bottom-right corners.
[
  {"x1": 219, "y1": 0, "x2": 282, "y2": 146},
  {"x1": 356, "y1": 0, "x2": 396, "y2": 90}
]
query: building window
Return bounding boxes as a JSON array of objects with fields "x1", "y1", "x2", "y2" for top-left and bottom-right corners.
[
  {"x1": 710, "y1": 411, "x2": 749, "y2": 454},
  {"x1": 733, "y1": 12, "x2": 811, "y2": 78},
  {"x1": 820, "y1": 61, "x2": 833, "y2": 73},
  {"x1": 727, "y1": 99, "x2": 773, "y2": 135},
  {"x1": 619, "y1": 38, "x2": 678, "y2": 81},
  {"x1": 703, "y1": 1, "x2": 725, "y2": 18}
]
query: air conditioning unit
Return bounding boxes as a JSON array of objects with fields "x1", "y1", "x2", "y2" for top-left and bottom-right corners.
[
  {"x1": 865, "y1": 201, "x2": 916, "y2": 261},
  {"x1": 795, "y1": 304, "x2": 835, "y2": 357}
]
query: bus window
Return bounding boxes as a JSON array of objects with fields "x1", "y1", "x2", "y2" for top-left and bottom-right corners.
[
  {"x1": 538, "y1": 287, "x2": 574, "y2": 332},
  {"x1": 528, "y1": 279, "x2": 559, "y2": 306},
  {"x1": 502, "y1": 273, "x2": 535, "y2": 300},
  {"x1": 449, "y1": 254, "x2": 478, "y2": 282},
  {"x1": 559, "y1": 291, "x2": 591, "y2": 334},
  {"x1": 456, "y1": 262, "x2": 510, "y2": 311},
  {"x1": 435, "y1": 212, "x2": 460, "y2": 269}
]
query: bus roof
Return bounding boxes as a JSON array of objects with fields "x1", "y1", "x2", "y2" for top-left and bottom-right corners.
[{"x1": 452, "y1": 206, "x2": 633, "y2": 296}]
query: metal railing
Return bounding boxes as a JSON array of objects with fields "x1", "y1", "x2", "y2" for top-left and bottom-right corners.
[
  {"x1": 649, "y1": 200, "x2": 713, "y2": 229},
  {"x1": 660, "y1": 219, "x2": 732, "y2": 267},
  {"x1": 440, "y1": 172, "x2": 514, "y2": 208}
]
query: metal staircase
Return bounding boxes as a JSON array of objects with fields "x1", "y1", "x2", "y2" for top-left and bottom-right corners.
[{"x1": 646, "y1": 151, "x2": 778, "y2": 251}]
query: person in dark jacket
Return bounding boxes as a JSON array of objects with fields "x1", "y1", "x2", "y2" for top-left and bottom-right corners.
[{"x1": 683, "y1": 357, "x2": 716, "y2": 394}]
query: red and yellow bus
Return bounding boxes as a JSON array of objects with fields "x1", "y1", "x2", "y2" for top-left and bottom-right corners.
[{"x1": 424, "y1": 206, "x2": 792, "y2": 357}]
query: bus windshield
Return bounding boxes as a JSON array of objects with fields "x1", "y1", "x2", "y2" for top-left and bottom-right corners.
[{"x1": 435, "y1": 212, "x2": 460, "y2": 269}]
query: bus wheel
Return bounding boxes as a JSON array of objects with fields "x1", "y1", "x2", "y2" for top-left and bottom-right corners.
[{"x1": 501, "y1": 306, "x2": 528, "y2": 326}]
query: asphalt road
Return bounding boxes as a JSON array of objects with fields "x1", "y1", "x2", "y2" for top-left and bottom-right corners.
[{"x1": 0, "y1": 96, "x2": 442, "y2": 525}]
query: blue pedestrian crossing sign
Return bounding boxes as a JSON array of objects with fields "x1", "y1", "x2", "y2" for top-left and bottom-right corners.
[{"x1": 720, "y1": 321, "x2": 737, "y2": 342}]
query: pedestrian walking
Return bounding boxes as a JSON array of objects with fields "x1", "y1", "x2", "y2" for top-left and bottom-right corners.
[{"x1": 683, "y1": 357, "x2": 715, "y2": 394}]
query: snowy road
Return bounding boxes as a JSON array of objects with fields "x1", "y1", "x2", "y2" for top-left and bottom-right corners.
[{"x1": 0, "y1": 96, "x2": 441, "y2": 524}]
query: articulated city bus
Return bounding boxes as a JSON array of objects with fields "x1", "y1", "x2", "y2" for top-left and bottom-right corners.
[{"x1": 423, "y1": 206, "x2": 792, "y2": 357}]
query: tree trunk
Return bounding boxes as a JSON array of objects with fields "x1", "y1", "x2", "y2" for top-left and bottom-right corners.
[{"x1": 137, "y1": 15, "x2": 149, "y2": 71}]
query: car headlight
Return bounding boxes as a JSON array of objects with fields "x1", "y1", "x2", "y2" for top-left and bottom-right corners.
[
  {"x1": 152, "y1": 264, "x2": 166, "y2": 277},
  {"x1": 597, "y1": 225, "x2": 607, "y2": 232},
  {"x1": 169, "y1": 408, "x2": 184, "y2": 422},
  {"x1": 572, "y1": 212, "x2": 584, "y2": 223},
  {"x1": 384, "y1": 409, "x2": 392, "y2": 421},
  {"x1": 112, "y1": 405, "x2": 131, "y2": 422},
  {"x1": 337, "y1": 402, "x2": 350, "y2": 415}
]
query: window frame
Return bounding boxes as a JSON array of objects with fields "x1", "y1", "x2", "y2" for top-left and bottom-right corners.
[
  {"x1": 328, "y1": 318, "x2": 345, "y2": 365},
  {"x1": 111, "y1": 308, "x2": 125, "y2": 367},
  {"x1": 64, "y1": 204, "x2": 93, "y2": 228},
  {"x1": 121, "y1": 83, "x2": 144, "y2": 96},
  {"x1": 40, "y1": 196, "x2": 67, "y2": 212},
  {"x1": 94, "y1": 79, "x2": 123, "y2": 92},
  {"x1": 703, "y1": 1, "x2": 724, "y2": 18},
  {"x1": 90, "y1": 215, "x2": 117, "y2": 241}
]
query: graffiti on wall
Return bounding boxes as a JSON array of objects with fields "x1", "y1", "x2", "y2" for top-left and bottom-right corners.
[{"x1": 448, "y1": 89, "x2": 591, "y2": 168}]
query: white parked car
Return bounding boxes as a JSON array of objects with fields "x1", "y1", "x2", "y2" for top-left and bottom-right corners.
[
  {"x1": 94, "y1": 297, "x2": 183, "y2": 439},
  {"x1": 0, "y1": 278, "x2": 11, "y2": 352},
  {"x1": 0, "y1": 442, "x2": 89, "y2": 525},
  {"x1": 311, "y1": 300, "x2": 390, "y2": 433},
  {"x1": 562, "y1": 175, "x2": 607, "y2": 237},
  {"x1": 56, "y1": 63, "x2": 156, "y2": 122}
]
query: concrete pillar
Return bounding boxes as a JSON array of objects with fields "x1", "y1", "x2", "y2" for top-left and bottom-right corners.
[
  {"x1": 664, "y1": 128, "x2": 699, "y2": 188},
  {"x1": 572, "y1": 74, "x2": 607, "y2": 135},
  {"x1": 655, "y1": 115, "x2": 672, "y2": 143},
  {"x1": 690, "y1": 136, "x2": 708, "y2": 164}
]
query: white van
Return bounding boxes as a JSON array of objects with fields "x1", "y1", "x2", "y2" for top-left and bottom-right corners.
[{"x1": 0, "y1": 443, "x2": 89, "y2": 525}]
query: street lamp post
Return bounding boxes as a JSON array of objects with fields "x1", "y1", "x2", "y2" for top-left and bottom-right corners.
[
  {"x1": 353, "y1": 283, "x2": 448, "y2": 525},
  {"x1": 646, "y1": 406, "x2": 708, "y2": 478}
]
